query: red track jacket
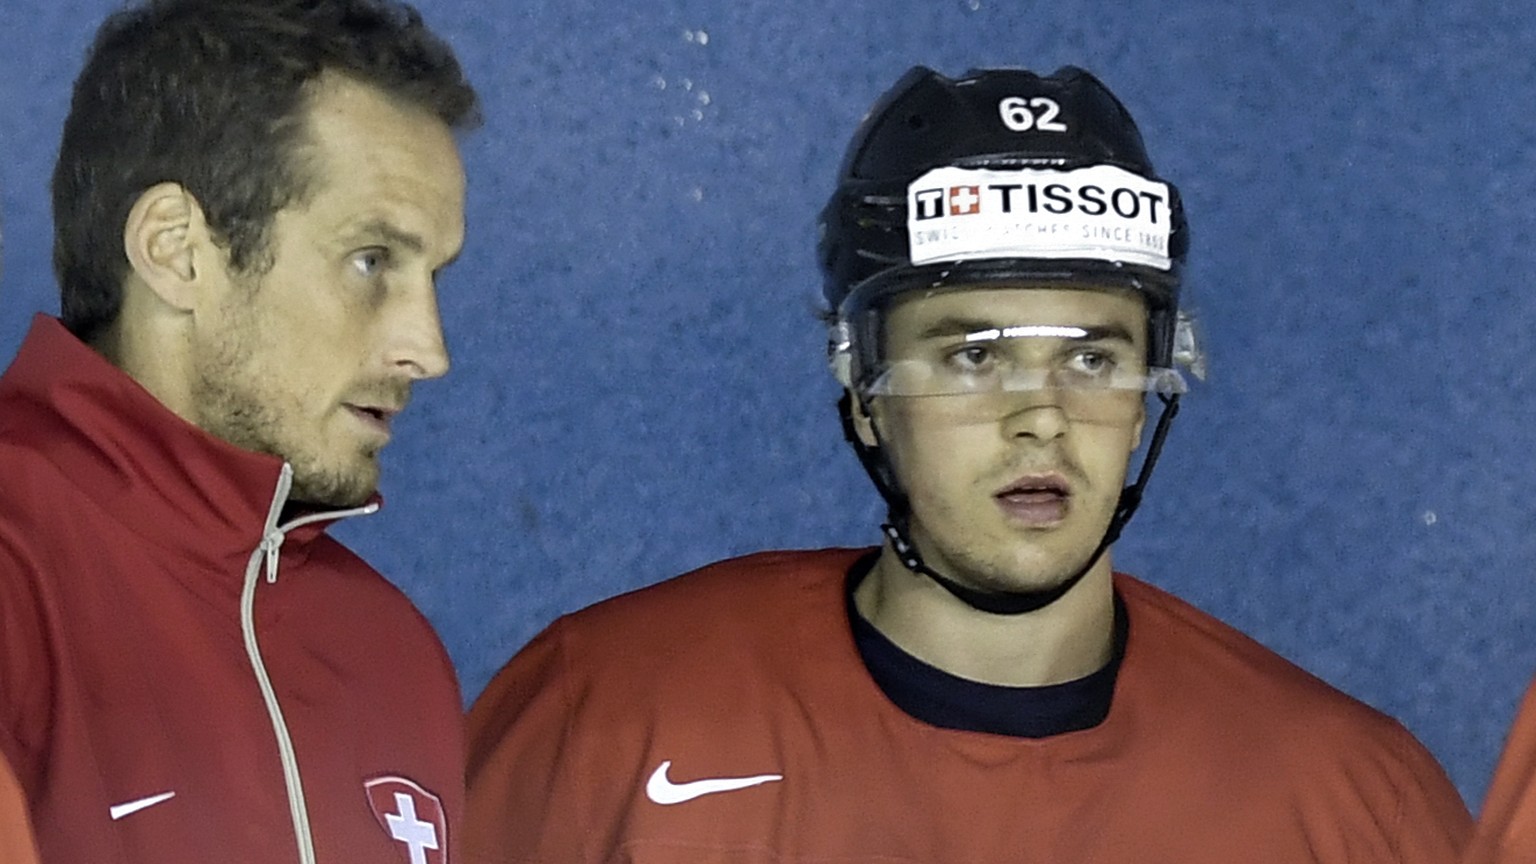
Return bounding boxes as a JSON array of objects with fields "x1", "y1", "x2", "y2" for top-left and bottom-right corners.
[{"x1": 0, "y1": 316, "x2": 463, "y2": 863}]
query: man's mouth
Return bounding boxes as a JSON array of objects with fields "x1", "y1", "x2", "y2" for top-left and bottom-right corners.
[
  {"x1": 994, "y1": 473, "x2": 1070, "y2": 526},
  {"x1": 345, "y1": 404, "x2": 400, "y2": 436}
]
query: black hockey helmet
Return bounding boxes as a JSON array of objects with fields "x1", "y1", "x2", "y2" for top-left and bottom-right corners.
[{"x1": 819, "y1": 65, "x2": 1191, "y2": 385}]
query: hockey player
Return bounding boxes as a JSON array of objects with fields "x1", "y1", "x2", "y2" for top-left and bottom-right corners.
[
  {"x1": 1464, "y1": 683, "x2": 1536, "y2": 863},
  {"x1": 465, "y1": 65, "x2": 1470, "y2": 862}
]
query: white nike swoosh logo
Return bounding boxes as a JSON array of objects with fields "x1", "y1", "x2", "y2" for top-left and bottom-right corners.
[
  {"x1": 645, "y1": 760, "x2": 783, "y2": 805},
  {"x1": 109, "y1": 791, "x2": 177, "y2": 820}
]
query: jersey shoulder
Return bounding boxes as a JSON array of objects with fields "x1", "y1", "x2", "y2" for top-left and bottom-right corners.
[
  {"x1": 1115, "y1": 573, "x2": 1445, "y2": 769},
  {"x1": 469, "y1": 547, "x2": 871, "y2": 734},
  {"x1": 559, "y1": 547, "x2": 868, "y2": 650}
]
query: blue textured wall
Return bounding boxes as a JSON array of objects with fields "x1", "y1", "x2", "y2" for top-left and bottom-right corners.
[{"x1": 2, "y1": 0, "x2": 1531, "y2": 808}]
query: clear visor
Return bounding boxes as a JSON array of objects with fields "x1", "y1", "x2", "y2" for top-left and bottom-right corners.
[{"x1": 858, "y1": 322, "x2": 1186, "y2": 425}]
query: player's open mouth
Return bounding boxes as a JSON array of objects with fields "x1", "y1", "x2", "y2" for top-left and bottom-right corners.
[
  {"x1": 994, "y1": 474, "x2": 1069, "y2": 526},
  {"x1": 345, "y1": 404, "x2": 398, "y2": 437}
]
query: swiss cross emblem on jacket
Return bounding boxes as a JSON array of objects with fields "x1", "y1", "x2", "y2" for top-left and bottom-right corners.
[{"x1": 366, "y1": 776, "x2": 448, "y2": 864}]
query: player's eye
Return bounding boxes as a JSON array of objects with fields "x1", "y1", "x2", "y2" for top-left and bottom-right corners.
[
  {"x1": 350, "y1": 247, "x2": 391, "y2": 279},
  {"x1": 945, "y1": 343, "x2": 996, "y2": 373},
  {"x1": 1067, "y1": 349, "x2": 1113, "y2": 375}
]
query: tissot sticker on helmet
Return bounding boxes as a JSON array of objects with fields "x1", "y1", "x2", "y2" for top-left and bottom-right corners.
[{"x1": 906, "y1": 165, "x2": 1173, "y2": 271}]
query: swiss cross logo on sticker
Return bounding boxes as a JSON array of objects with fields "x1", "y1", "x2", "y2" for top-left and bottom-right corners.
[
  {"x1": 365, "y1": 776, "x2": 448, "y2": 864},
  {"x1": 948, "y1": 185, "x2": 981, "y2": 216}
]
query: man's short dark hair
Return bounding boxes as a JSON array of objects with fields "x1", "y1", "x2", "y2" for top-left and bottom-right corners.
[{"x1": 52, "y1": 0, "x2": 481, "y2": 342}]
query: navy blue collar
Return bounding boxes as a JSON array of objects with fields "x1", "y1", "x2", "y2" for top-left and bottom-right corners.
[{"x1": 846, "y1": 552, "x2": 1127, "y2": 738}]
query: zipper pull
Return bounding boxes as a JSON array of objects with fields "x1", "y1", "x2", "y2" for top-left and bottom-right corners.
[{"x1": 261, "y1": 530, "x2": 284, "y2": 584}]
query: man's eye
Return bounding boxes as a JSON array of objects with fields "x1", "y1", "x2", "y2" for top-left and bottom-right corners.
[
  {"x1": 1067, "y1": 349, "x2": 1114, "y2": 375},
  {"x1": 947, "y1": 344, "x2": 994, "y2": 371},
  {"x1": 350, "y1": 248, "x2": 389, "y2": 278}
]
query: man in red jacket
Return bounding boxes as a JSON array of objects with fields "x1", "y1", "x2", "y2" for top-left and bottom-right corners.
[
  {"x1": 1465, "y1": 683, "x2": 1536, "y2": 862},
  {"x1": 0, "y1": 1, "x2": 477, "y2": 862},
  {"x1": 0, "y1": 758, "x2": 38, "y2": 864},
  {"x1": 466, "y1": 66, "x2": 1472, "y2": 862}
]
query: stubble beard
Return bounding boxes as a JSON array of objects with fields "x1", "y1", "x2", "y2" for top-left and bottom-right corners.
[
  {"x1": 191, "y1": 298, "x2": 380, "y2": 509},
  {"x1": 918, "y1": 520, "x2": 1108, "y2": 598}
]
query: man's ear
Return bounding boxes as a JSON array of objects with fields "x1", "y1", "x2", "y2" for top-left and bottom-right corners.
[{"x1": 122, "y1": 182, "x2": 212, "y2": 311}]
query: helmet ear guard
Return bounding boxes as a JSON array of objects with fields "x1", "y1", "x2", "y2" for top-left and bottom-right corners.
[
  {"x1": 827, "y1": 319, "x2": 856, "y2": 390},
  {"x1": 819, "y1": 65, "x2": 1197, "y2": 615},
  {"x1": 1172, "y1": 309, "x2": 1207, "y2": 383}
]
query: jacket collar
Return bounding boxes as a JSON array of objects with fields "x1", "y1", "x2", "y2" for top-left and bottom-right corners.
[{"x1": 0, "y1": 315, "x2": 379, "y2": 575}]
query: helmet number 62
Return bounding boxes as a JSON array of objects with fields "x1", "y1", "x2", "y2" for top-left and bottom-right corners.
[{"x1": 999, "y1": 96, "x2": 1068, "y2": 133}]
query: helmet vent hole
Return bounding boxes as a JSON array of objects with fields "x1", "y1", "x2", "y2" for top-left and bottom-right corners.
[{"x1": 905, "y1": 113, "x2": 927, "y2": 130}]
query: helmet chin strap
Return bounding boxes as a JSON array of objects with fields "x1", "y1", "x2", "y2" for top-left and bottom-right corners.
[
  {"x1": 843, "y1": 392, "x2": 1180, "y2": 616},
  {"x1": 879, "y1": 515, "x2": 1105, "y2": 615}
]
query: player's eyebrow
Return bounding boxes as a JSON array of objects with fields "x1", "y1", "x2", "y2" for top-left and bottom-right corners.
[
  {"x1": 916, "y1": 317, "x2": 1134, "y2": 345},
  {"x1": 1000, "y1": 323, "x2": 1136, "y2": 345},
  {"x1": 343, "y1": 218, "x2": 462, "y2": 270},
  {"x1": 916, "y1": 316, "x2": 1010, "y2": 339},
  {"x1": 346, "y1": 218, "x2": 424, "y2": 253}
]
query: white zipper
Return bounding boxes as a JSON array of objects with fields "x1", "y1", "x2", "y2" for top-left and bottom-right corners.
[{"x1": 240, "y1": 463, "x2": 378, "y2": 863}]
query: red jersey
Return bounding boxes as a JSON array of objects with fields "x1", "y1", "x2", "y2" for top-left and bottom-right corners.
[
  {"x1": 0, "y1": 316, "x2": 463, "y2": 864},
  {"x1": 0, "y1": 757, "x2": 38, "y2": 864},
  {"x1": 467, "y1": 548, "x2": 1470, "y2": 863},
  {"x1": 1465, "y1": 679, "x2": 1536, "y2": 863}
]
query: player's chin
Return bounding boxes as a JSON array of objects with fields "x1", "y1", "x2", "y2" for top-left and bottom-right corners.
[
  {"x1": 964, "y1": 565, "x2": 1078, "y2": 599},
  {"x1": 294, "y1": 458, "x2": 379, "y2": 508},
  {"x1": 994, "y1": 536, "x2": 1099, "y2": 583}
]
